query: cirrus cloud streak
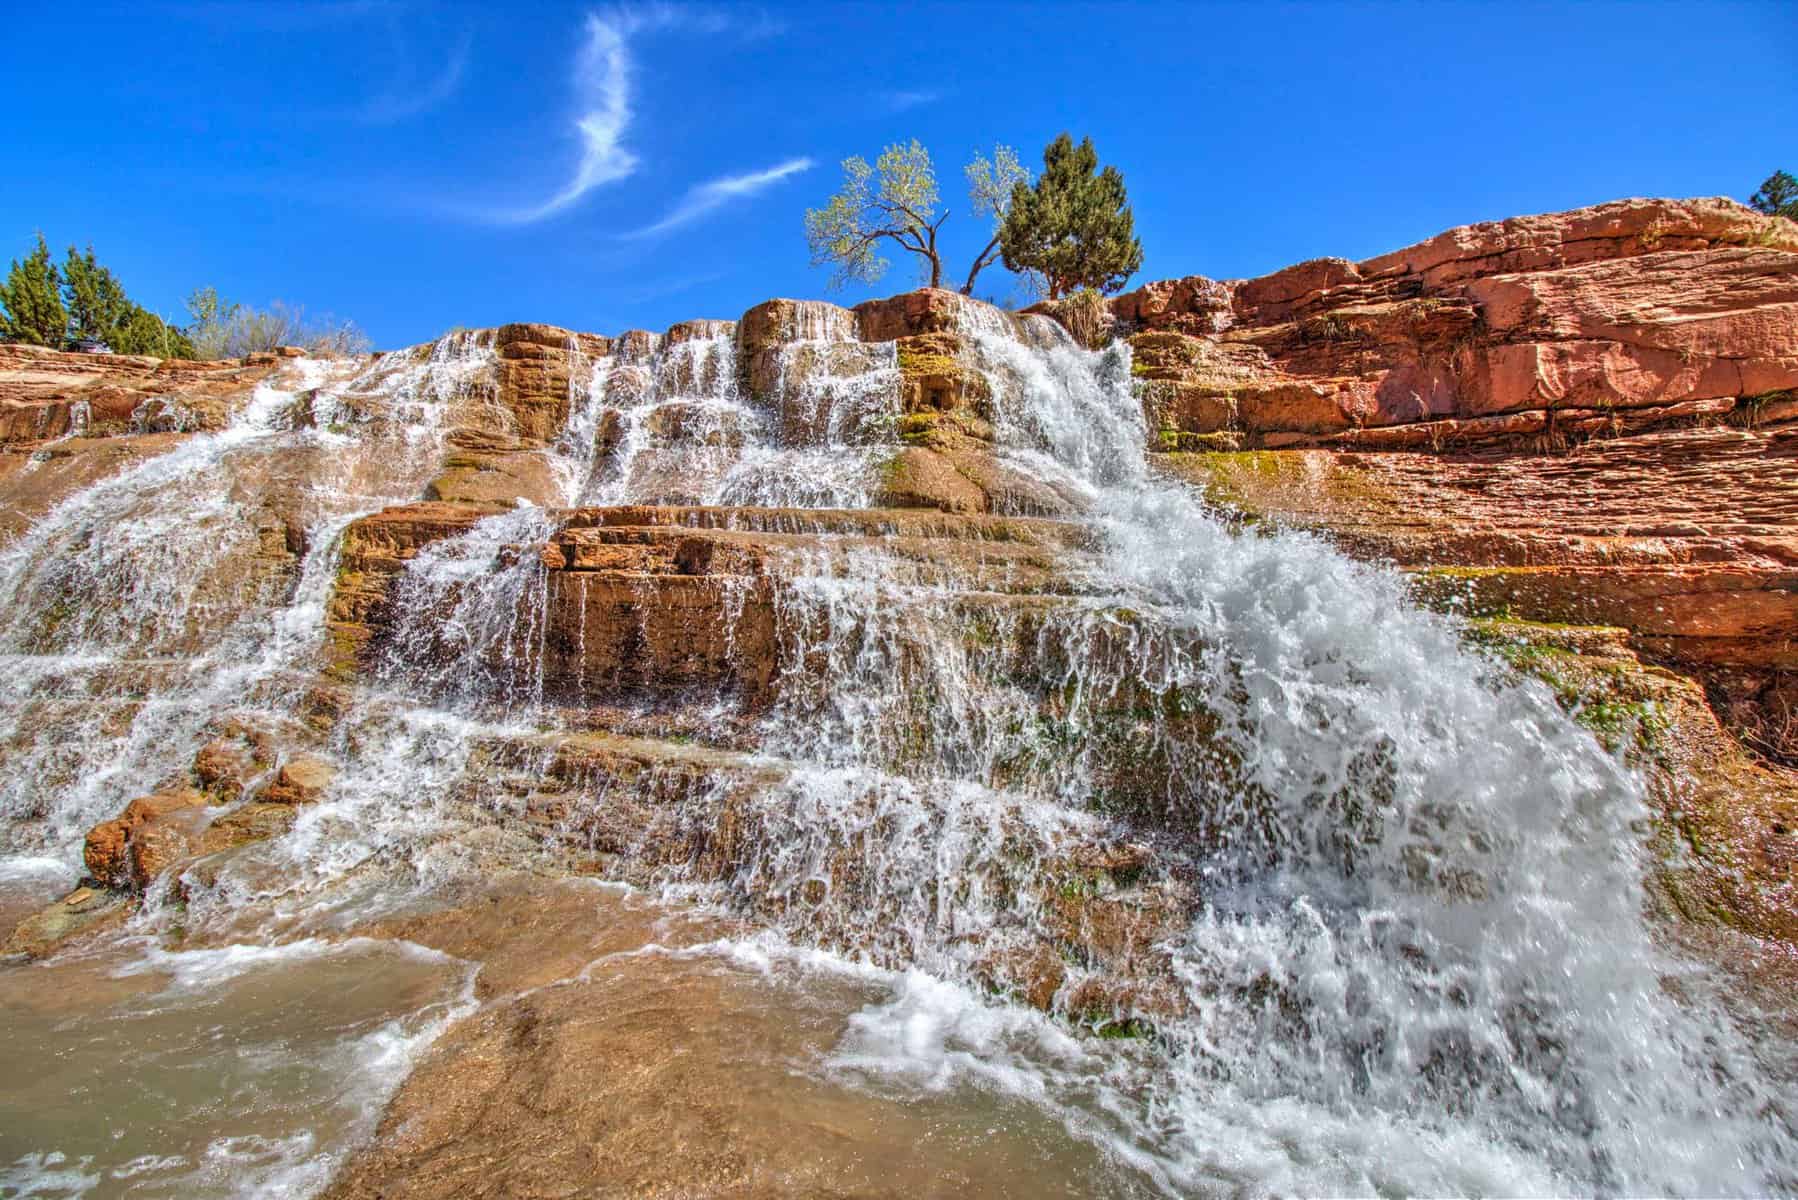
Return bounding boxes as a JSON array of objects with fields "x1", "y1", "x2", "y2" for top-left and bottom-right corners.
[{"x1": 621, "y1": 158, "x2": 814, "y2": 239}]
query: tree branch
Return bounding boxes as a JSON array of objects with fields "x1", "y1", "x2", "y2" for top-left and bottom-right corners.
[{"x1": 960, "y1": 236, "x2": 1002, "y2": 295}]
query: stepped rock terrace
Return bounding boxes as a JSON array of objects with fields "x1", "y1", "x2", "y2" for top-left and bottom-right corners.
[{"x1": 1, "y1": 197, "x2": 1796, "y2": 1197}]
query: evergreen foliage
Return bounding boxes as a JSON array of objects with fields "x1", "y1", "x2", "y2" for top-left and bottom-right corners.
[
  {"x1": 59, "y1": 244, "x2": 192, "y2": 356},
  {"x1": 1750, "y1": 169, "x2": 1798, "y2": 220},
  {"x1": 999, "y1": 134, "x2": 1143, "y2": 299},
  {"x1": 61, "y1": 244, "x2": 130, "y2": 344},
  {"x1": 2, "y1": 236, "x2": 362, "y2": 360},
  {"x1": 0, "y1": 233, "x2": 67, "y2": 346},
  {"x1": 113, "y1": 304, "x2": 195, "y2": 358}
]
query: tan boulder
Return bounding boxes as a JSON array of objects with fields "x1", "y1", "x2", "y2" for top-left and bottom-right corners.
[
  {"x1": 853, "y1": 288, "x2": 980, "y2": 341},
  {"x1": 199, "y1": 802, "x2": 301, "y2": 856},
  {"x1": 262, "y1": 754, "x2": 338, "y2": 805},
  {"x1": 424, "y1": 446, "x2": 564, "y2": 509},
  {"x1": 736, "y1": 298, "x2": 855, "y2": 352},
  {"x1": 896, "y1": 333, "x2": 991, "y2": 416},
  {"x1": 2, "y1": 886, "x2": 132, "y2": 959},
  {"x1": 489, "y1": 323, "x2": 611, "y2": 444},
  {"x1": 192, "y1": 739, "x2": 255, "y2": 802},
  {"x1": 82, "y1": 789, "x2": 208, "y2": 890},
  {"x1": 1111, "y1": 274, "x2": 1235, "y2": 333}
]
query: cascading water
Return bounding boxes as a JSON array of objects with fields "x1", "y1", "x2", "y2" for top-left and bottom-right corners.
[
  {"x1": 0, "y1": 336, "x2": 494, "y2": 858},
  {"x1": 595, "y1": 303, "x2": 1794, "y2": 1195},
  {"x1": 930, "y1": 317, "x2": 1797, "y2": 1194},
  {"x1": 563, "y1": 307, "x2": 899, "y2": 509},
  {"x1": 0, "y1": 334, "x2": 506, "y2": 1196},
  {"x1": 0, "y1": 298, "x2": 1792, "y2": 1197}
]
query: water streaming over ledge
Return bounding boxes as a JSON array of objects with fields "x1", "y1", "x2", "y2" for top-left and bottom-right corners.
[{"x1": 0, "y1": 303, "x2": 1792, "y2": 1196}]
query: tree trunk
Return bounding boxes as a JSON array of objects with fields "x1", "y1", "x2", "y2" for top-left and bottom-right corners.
[{"x1": 960, "y1": 237, "x2": 1001, "y2": 296}]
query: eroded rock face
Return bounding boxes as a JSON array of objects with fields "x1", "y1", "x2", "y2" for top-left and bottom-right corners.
[
  {"x1": 1161, "y1": 427, "x2": 1798, "y2": 765},
  {"x1": 490, "y1": 323, "x2": 611, "y2": 443},
  {"x1": 8, "y1": 199, "x2": 1795, "y2": 1185},
  {"x1": 261, "y1": 754, "x2": 337, "y2": 805},
  {"x1": 0, "y1": 343, "x2": 283, "y2": 445},
  {"x1": 326, "y1": 501, "x2": 1090, "y2": 706},
  {"x1": 1113, "y1": 198, "x2": 1798, "y2": 451},
  {"x1": 1116, "y1": 197, "x2": 1798, "y2": 789}
]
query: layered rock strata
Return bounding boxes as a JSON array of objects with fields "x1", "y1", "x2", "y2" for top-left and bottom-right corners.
[
  {"x1": 1098, "y1": 197, "x2": 1798, "y2": 452},
  {"x1": 7, "y1": 194, "x2": 1795, "y2": 988}
]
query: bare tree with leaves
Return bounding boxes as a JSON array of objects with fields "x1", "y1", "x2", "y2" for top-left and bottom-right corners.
[
  {"x1": 962, "y1": 144, "x2": 1030, "y2": 295},
  {"x1": 185, "y1": 288, "x2": 370, "y2": 360},
  {"x1": 804, "y1": 140, "x2": 948, "y2": 290},
  {"x1": 805, "y1": 139, "x2": 1034, "y2": 295}
]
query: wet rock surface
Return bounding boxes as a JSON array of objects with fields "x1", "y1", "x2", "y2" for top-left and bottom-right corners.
[
  {"x1": 320, "y1": 879, "x2": 1160, "y2": 1200},
  {"x1": 2, "y1": 197, "x2": 1797, "y2": 1197}
]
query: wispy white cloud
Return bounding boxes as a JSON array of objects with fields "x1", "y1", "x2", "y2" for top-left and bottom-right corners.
[
  {"x1": 881, "y1": 89, "x2": 942, "y2": 113},
  {"x1": 491, "y1": 4, "x2": 779, "y2": 225},
  {"x1": 621, "y1": 158, "x2": 814, "y2": 240},
  {"x1": 491, "y1": 11, "x2": 642, "y2": 223},
  {"x1": 359, "y1": 29, "x2": 472, "y2": 124}
]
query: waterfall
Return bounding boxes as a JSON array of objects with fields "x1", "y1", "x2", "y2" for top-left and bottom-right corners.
[
  {"x1": 641, "y1": 308, "x2": 1796, "y2": 1195},
  {"x1": 0, "y1": 304, "x2": 1791, "y2": 1198},
  {"x1": 945, "y1": 320, "x2": 1792, "y2": 1194}
]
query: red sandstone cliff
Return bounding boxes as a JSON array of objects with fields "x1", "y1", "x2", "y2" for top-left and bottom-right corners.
[
  {"x1": 1102, "y1": 196, "x2": 1798, "y2": 450},
  {"x1": 3, "y1": 196, "x2": 1793, "y2": 957},
  {"x1": 1045, "y1": 197, "x2": 1798, "y2": 769}
]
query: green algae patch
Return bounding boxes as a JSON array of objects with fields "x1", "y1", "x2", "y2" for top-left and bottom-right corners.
[
  {"x1": 1467, "y1": 619, "x2": 1674, "y2": 757},
  {"x1": 1154, "y1": 449, "x2": 1407, "y2": 526},
  {"x1": 1157, "y1": 429, "x2": 1244, "y2": 453},
  {"x1": 896, "y1": 348, "x2": 960, "y2": 378}
]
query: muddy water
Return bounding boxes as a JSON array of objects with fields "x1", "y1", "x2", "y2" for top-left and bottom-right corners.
[
  {"x1": 0, "y1": 921, "x2": 471, "y2": 1197},
  {"x1": 1, "y1": 875, "x2": 1156, "y2": 1198}
]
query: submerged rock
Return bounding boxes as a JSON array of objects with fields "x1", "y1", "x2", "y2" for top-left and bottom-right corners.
[{"x1": 261, "y1": 753, "x2": 338, "y2": 805}]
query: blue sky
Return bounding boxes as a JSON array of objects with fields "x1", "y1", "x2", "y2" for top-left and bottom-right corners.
[{"x1": 4, "y1": 1, "x2": 1794, "y2": 347}]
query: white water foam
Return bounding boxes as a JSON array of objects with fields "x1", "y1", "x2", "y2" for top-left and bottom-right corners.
[{"x1": 1, "y1": 303, "x2": 1792, "y2": 1197}]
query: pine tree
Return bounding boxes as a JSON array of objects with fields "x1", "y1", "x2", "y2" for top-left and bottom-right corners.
[
  {"x1": 62, "y1": 244, "x2": 130, "y2": 347},
  {"x1": 0, "y1": 233, "x2": 68, "y2": 346},
  {"x1": 998, "y1": 134, "x2": 1143, "y2": 299},
  {"x1": 111, "y1": 304, "x2": 195, "y2": 358},
  {"x1": 1750, "y1": 170, "x2": 1798, "y2": 220}
]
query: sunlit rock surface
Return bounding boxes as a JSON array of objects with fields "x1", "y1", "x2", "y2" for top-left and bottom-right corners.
[{"x1": 1, "y1": 197, "x2": 1795, "y2": 1197}]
